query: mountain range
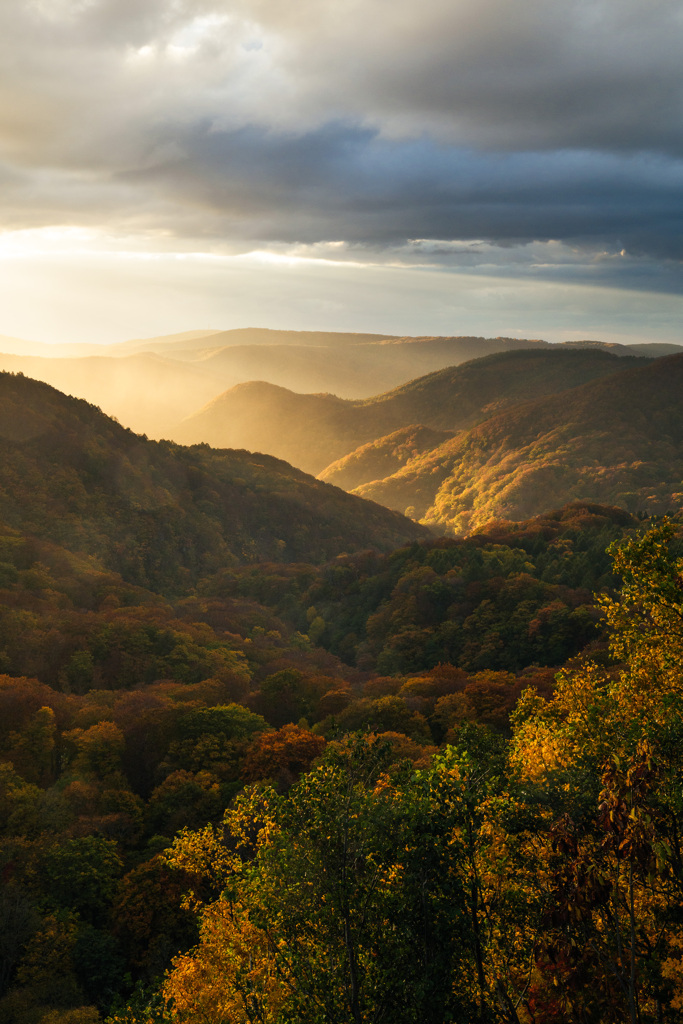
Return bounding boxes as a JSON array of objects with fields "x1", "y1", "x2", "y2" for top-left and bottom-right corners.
[
  {"x1": 1, "y1": 328, "x2": 679, "y2": 441},
  {"x1": 2, "y1": 321, "x2": 682, "y2": 1024},
  {"x1": 2, "y1": 328, "x2": 682, "y2": 540},
  {"x1": 179, "y1": 346, "x2": 683, "y2": 534},
  {"x1": 179, "y1": 348, "x2": 650, "y2": 475}
]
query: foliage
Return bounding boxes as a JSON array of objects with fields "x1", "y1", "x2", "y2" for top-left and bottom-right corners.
[
  {"x1": 240, "y1": 723, "x2": 326, "y2": 787},
  {"x1": 356, "y1": 354, "x2": 683, "y2": 535},
  {"x1": 510, "y1": 521, "x2": 683, "y2": 1021},
  {"x1": 163, "y1": 737, "x2": 478, "y2": 1023},
  {"x1": 220, "y1": 503, "x2": 629, "y2": 674},
  {"x1": 0, "y1": 372, "x2": 426, "y2": 594},
  {"x1": 1, "y1": 388, "x2": 682, "y2": 1024},
  {"x1": 183, "y1": 347, "x2": 646, "y2": 479}
]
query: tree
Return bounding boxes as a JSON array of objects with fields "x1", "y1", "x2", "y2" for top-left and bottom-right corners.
[
  {"x1": 0, "y1": 884, "x2": 39, "y2": 998},
  {"x1": 63, "y1": 720, "x2": 125, "y2": 782},
  {"x1": 146, "y1": 770, "x2": 224, "y2": 836},
  {"x1": 6, "y1": 706, "x2": 56, "y2": 786},
  {"x1": 39, "y1": 836, "x2": 123, "y2": 925},
  {"x1": 112, "y1": 855, "x2": 198, "y2": 979},
  {"x1": 241, "y1": 724, "x2": 326, "y2": 788},
  {"x1": 511, "y1": 522, "x2": 683, "y2": 1022},
  {"x1": 164, "y1": 736, "x2": 477, "y2": 1023}
]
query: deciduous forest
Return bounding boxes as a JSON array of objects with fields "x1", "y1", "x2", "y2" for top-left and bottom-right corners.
[
  {"x1": 1, "y1": 479, "x2": 683, "y2": 1020},
  {"x1": 1, "y1": 370, "x2": 682, "y2": 1023}
]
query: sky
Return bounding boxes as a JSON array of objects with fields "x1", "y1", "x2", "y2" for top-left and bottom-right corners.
[{"x1": 0, "y1": 0, "x2": 682, "y2": 346}]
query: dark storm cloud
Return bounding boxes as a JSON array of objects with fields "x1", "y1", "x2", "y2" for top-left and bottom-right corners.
[
  {"x1": 117, "y1": 123, "x2": 683, "y2": 265},
  {"x1": 1, "y1": 0, "x2": 682, "y2": 281}
]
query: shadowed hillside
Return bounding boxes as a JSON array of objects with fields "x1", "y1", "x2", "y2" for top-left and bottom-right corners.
[
  {"x1": 355, "y1": 353, "x2": 683, "y2": 533},
  {"x1": 179, "y1": 348, "x2": 648, "y2": 475},
  {"x1": 176, "y1": 382, "x2": 364, "y2": 474},
  {"x1": 0, "y1": 373, "x2": 428, "y2": 590}
]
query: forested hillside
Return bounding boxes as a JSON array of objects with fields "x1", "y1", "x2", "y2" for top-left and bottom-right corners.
[
  {"x1": 0, "y1": 494, "x2": 681, "y2": 1022},
  {"x1": 216, "y1": 502, "x2": 633, "y2": 676},
  {"x1": 358, "y1": 352, "x2": 683, "y2": 533},
  {"x1": 158, "y1": 524, "x2": 683, "y2": 1023},
  {"x1": 0, "y1": 373, "x2": 426, "y2": 590},
  {"x1": 319, "y1": 424, "x2": 455, "y2": 491},
  {"x1": 2, "y1": 330, "x2": 677, "y2": 448},
  {"x1": 177, "y1": 349, "x2": 683, "y2": 537}
]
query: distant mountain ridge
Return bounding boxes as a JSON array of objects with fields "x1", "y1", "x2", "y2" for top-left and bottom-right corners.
[
  {"x1": 154, "y1": 334, "x2": 683, "y2": 401},
  {"x1": 177, "y1": 346, "x2": 683, "y2": 536},
  {"x1": 119, "y1": 327, "x2": 398, "y2": 355},
  {"x1": 0, "y1": 330, "x2": 679, "y2": 439},
  {"x1": 179, "y1": 348, "x2": 651, "y2": 474},
  {"x1": 0, "y1": 328, "x2": 223, "y2": 359}
]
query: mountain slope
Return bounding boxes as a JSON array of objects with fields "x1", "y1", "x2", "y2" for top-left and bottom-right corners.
[
  {"x1": 176, "y1": 381, "x2": 366, "y2": 474},
  {"x1": 0, "y1": 336, "x2": 541, "y2": 436},
  {"x1": 112, "y1": 331, "x2": 683, "y2": 403},
  {"x1": 179, "y1": 348, "x2": 649, "y2": 475},
  {"x1": 0, "y1": 373, "x2": 428, "y2": 590},
  {"x1": 319, "y1": 425, "x2": 455, "y2": 491},
  {"x1": 355, "y1": 354, "x2": 683, "y2": 533},
  {"x1": 171, "y1": 335, "x2": 583, "y2": 400}
]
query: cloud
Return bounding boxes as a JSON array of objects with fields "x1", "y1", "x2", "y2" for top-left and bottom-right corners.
[
  {"x1": 240, "y1": 0, "x2": 683, "y2": 155},
  {"x1": 4, "y1": 123, "x2": 682, "y2": 270},
  {"x1": 7, "y1": 0, "x2": 682, "y2": 154},
  {"x1": 0, "y1": 0, "x2": 681, "y2": 277}
]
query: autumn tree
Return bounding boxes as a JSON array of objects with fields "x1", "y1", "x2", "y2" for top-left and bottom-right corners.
[
  {"x1": 163, "y1": 736, "x2": 478, "y2": 1023},
  {"x1": 241, "y1": 723, "x2": 326, "y2": 788},
  {"x1": 512, "y1": 522, "x2": 683, "y2": 1021}
]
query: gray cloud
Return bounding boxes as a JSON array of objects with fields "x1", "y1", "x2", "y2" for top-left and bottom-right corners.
[
  {"x1": 0, "y1": 0, "x2": 681, "y2": 282},
  {"x1": 15, "y1": 123, "x2": 680, "y2": 266},
  {"x1": 7, "y1": 0, "x2": 681, "y2": 156}
]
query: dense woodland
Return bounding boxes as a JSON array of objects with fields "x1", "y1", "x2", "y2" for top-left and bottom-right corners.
[
  {"x1": 356, "y1": 353, "x2": 683, "y2": 535},
  {"x1": 0, "y1": 373, "x2": 425, "y2": 587},
  {"x1": 1, "y1": 370, "x2": 683, "y2": 1022}
]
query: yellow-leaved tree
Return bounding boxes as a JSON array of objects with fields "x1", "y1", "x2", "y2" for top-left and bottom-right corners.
[{"x1": 511, "y1": 521, "x2": 683, "y2": 1022}]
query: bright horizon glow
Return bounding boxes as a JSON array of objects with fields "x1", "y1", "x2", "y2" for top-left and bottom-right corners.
[{"x1": 1, "y1": 237, "x2": 682, "y2": 348}]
